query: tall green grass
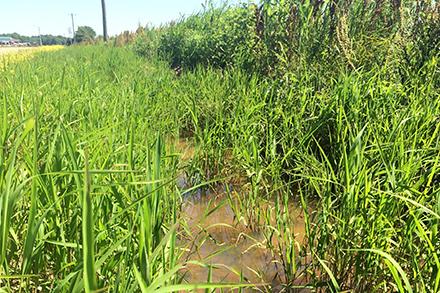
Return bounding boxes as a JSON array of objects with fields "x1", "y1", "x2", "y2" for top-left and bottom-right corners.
[
  {"x1": 129, "y1": 2, "x2": 439, "y2": 290},
  {"x1": 0, "y1": 46, "x2": 261, "y2": 292},
  {"x1": 0, "y1": 47, "x2": 183, "y2": 292},
  {"x1": 167, "y1": 60, "x2": 439, "y2": 291},
  {"x1": 1, "y1": 11, "x2": 439, "y2": 291},
  {"x1": 134, "y1": 0, "x2": 439, "y2": 76}
]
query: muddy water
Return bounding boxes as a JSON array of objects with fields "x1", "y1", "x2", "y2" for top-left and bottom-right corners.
[
  {"x1": 174, "y1": 138, "x2": 308, "y2": 291},
  {"x1": 178, "y1": 185, "x2": 306, "y2": 291}
]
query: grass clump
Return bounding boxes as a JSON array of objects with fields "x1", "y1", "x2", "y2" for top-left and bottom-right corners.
[
  {"x1": 0, "y1": 0, "x2": 439, "y2": 291},
  {"x1": 0, "y1": 47, "x2": 183, "y2": 292},
  {"x1": 129, "y1": 0, "x2": 439, "y2": 291}
]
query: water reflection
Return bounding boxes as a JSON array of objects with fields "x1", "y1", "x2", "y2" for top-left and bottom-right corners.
[{"x1": 178, "y1": 183, "x2": 307, "y2": 291}]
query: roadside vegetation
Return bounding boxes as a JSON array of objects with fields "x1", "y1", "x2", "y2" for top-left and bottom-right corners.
[{"x1": 0, "y1": 0, "x2": 439, "y2": 292}]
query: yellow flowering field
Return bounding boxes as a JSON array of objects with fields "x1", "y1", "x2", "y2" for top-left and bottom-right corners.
[{"x1": 0, "y1": 45, "x2": 63, "y2": 69}]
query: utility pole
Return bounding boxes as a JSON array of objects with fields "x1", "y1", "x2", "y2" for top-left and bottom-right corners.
[
  {"x1": 38, "y1": 27, "x2": 42, "y2": 46},
  {"x1": 101, "y1": 0, "x2": 108, "y2": 42},
  {"x1": 70, "y1": 13, "x2": 76, "y2": 43}
]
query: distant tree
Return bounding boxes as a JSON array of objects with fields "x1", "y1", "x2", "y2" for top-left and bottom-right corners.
[
  {"x1": 75, "y1": 26, "x2": 97, "y2": 43},
  {"x1": 0, "y1": 33, "x2": 67, "y2": 45}
]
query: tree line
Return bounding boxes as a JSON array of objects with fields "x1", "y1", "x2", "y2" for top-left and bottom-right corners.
[
  {"x1": 1, "y1": 26, "x2": 97, "y2": 46},
  {"x1": 0, "y1": 33, "x2": 67, "y2": 45}
]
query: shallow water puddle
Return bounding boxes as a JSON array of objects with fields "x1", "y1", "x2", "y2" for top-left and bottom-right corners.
[
  {"x1": 173, "y1": 138, "x2": 307, "y2": 290},
  {"x1": 178, "y1": 186, "x2": 306, "y2": 290}
]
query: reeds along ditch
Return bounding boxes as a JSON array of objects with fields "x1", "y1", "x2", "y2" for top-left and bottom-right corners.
[{"x1": 0, "y1": 1, "x2": 439, "y2": 292}]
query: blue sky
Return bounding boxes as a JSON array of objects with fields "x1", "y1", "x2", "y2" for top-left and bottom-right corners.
[{"x1": 0, "y1": 0, "x2": 237, "y2": 37}]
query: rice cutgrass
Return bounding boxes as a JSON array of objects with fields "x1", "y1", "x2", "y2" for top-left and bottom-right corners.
[{"x1": 0, "y1": 2, "x2": 439, "y2": 290}]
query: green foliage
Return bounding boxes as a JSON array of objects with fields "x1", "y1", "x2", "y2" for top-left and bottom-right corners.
[
  {"x1": 75, "y1": 26, "x2": 97, "y2": 43},
  {"x1": 155, "y1": 6, "x2": 258, "y2": 70},
  {"x1": 131, "y1": 19, "x2": 437, "y2": 288},
  {"x1": 1, "y1": 0, "x2": 439, "y2": 291},
  {"x1": 0, "y1": 33, "x2": 67, "y2": 45},
  {"x1": 0, "y1": 47, "x2": 181, "y2": 292},
  {"x1": 133, "y1": 0, "x2": 440, "y2": 76},
  {"x1": 149, "y1": 54, "x2": 439, "y2": 291}
]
